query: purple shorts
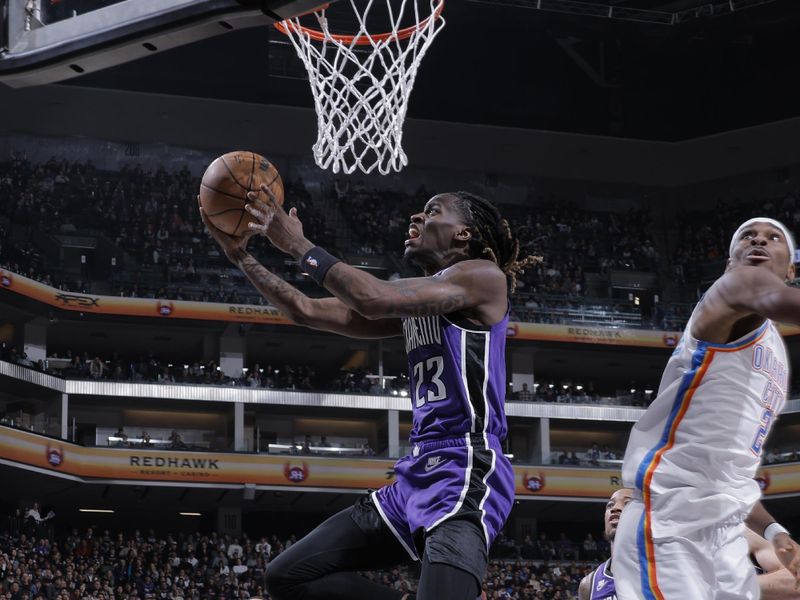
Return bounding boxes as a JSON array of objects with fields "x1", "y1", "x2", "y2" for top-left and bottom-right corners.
[{"x1": 373, "y1": 432, "x2": 514, "y2": 561}]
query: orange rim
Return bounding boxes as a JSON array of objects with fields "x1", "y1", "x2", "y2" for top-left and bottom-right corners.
[{"x1": 274, "y1": 0, "x2": 445, "y2": 45}]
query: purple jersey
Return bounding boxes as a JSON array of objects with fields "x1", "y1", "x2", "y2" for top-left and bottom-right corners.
[
  {"x1": 588, "y1": 560, "x2": 616, "y2": 600},
  {"x1": 402, "y1": 309, "x2": 510, "y2": 443},
  {"x1": 374, "y1": 307, "x2": 514, "y2": 566}
]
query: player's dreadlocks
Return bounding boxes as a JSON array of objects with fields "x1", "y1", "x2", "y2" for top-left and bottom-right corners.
[{"x1": 451, "y1": 191, "x2": 542, "y2": 293}]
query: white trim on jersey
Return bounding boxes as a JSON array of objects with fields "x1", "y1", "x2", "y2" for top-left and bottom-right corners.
[
  {"x1": 460, "y1": 330, "x2": 477, "y2": 433},
  {"x1": 427, "y1": 432, "x2": 474, "y2": 532},
  {"x1": 478, "y1": 330, "x2": 495, "y2": 549},
  {"x1": 370, "y1": 491, "x2": 419, "y2": 561},
  {"x1": 482, "y1": 330, "x2": 491, "y2": 444},
  {"x1": 478, "y1": 445, "x2": 497, "y2": 550}
]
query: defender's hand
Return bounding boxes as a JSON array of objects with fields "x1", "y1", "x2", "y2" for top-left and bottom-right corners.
[{"x1": 773, "y1": 533, "x2": 800, "y2": 588}]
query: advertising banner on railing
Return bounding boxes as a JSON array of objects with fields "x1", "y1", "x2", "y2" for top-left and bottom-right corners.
[
  {"x1": 1, "y1": 427, "x2": 794, "y2": 499},
  {"x1": 507, "y1": 322, "x2": 685, "y2": 348},
  {"x1": 0, "y1": 269, "x2": 693, "y2": 348},
  {"x1": 0, "y1": 269, "x2": 292, "y2": 325},
  {"x1": 3, "y1": 269, "x2": 800, "y2": 347}
]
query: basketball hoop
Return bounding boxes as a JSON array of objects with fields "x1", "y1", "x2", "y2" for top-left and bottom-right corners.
[{"x1": 274, "y1": 1, "x2": 446, "y2": 175}]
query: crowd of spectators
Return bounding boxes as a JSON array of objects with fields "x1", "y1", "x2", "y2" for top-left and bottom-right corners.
[
  {"x1": 507, "y1": 203, "x2": 659, "y2": 297},
  {"x1": 672, "y1": 192, "x2": 800, "y2": 286},
  {"x1": 5, "y1": 151, "x2": 800, "y2": 333},
  {"x1": 0, "y1": 521, "x2": 603, "y2": 600},
  {"x1": 332, "y1": 178, "x2": 661, "y2": 306},
  {"x1": 554, "y1": 444, "x2": 622, "y2": 468},
  {"x1": 2, "y1": 344, "x2": 667, "y2": 408},
  {"x1": 512, "y1": 382, "x2": 656, "y2": 407},
  {"x1": 281, "y1": 434, "x2": 375, "y2": 457},
  {"x1": 764, "y1": 447, "x2": 800, "y2": 465},
  {"x1": 0, "y1": 154, "x2": 332, "y2": 304},
  {"x1": 0, "y1": 153, "x2": 678, "y2": 331},
  {"x1": 108, "y1": 429, "x2": 193, "y2": 451},
  {"x1": 0, "y1": 344, "x2": 411, "y2": 397}
]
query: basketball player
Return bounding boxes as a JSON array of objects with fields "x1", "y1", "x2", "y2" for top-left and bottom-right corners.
[
  {"x1": 582, "y1": 489, "x2": 800, "y2": 600},
  {"x1": 614, "y1": 218, "x2": 800, "y2": 599},
  {"x1": 579, "y1": 488, "x2": 633, "y2": 600},
  {"x1": 199, "y1": 189, "x2": 537, "y2": 600}
]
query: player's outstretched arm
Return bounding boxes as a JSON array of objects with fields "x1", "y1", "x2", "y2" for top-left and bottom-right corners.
[
  {"x1": 748, "y1": 502, "x2": 800, "y2": 591},
  {"x1": 708, "y1": 267, "x2": 800, "y2": 326},
  {"x1": 747, "y1": 529, "x2": 800, "y2": 599},
  {"x1": 245, "y1": 188, "x2": 507, "y2": 322},
  {"x1": 759, "y1": 570, "x2": 800, "y2": 600},
  {"x1": 199, "y1": 203, "x2": 400, "y2": 339},
  {"x1": 321, "y1": 259, "x2": 505, "y2": 320}
]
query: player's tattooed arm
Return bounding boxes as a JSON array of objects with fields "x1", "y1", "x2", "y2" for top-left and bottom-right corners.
[
  {"x1": 322, "y1": 263, "x2": 469, "y2": 318},
  {"x1": 234, "y1": 254, "x2": 400, "y2": 339},
  {"x1": 199, "y1": 202, "x2": 399, "y2": 339},
  {"x1": 320, "y1": 259, "x2": 505, "y2": 320},
  {"x1": 243, "y1": 184, "x2": 506, "y2": 322}
]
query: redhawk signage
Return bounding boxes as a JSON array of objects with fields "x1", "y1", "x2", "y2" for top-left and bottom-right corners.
[{"x1": 0, "y1": 427, "x2": 794, "y2": 498}]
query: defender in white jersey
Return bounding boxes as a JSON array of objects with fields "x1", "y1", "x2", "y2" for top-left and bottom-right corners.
[{"x1": 615, "y1": 218, "x2": 800, "y2": 600}]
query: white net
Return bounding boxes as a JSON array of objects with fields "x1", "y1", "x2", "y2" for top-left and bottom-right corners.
[{"x1": 276, "y1": 1, "x2": 446, "y2": 175}]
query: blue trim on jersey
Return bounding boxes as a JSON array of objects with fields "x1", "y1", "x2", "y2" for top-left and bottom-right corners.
[
  {"x1": 694, "y1": 320, "x2": 768, "y2": 349},
  {"x1": 633, "y1": 319, "x2": 768, "y2": 491},
  {"x1": 636, "y1": 509, "x2": 657, "y2": 600},
  {"x1": 634, "y1": 344, "x2": 708, "y2": 491}
]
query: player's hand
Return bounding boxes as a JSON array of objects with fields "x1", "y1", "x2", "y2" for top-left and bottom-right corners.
[
  {"x1": 197, "y1": 196, "x2": 255, "y2": 264},
  {"x1": 246, "y1": 184, "x2": 312, "y2": 258},
  {"x1": 773, "y1": 533, "x2": 800, "y2": 588}
]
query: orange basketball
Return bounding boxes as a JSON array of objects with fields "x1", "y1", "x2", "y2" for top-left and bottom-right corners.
[{"x1": 199, "y1": 151, "x2": 284, "y2": 236}]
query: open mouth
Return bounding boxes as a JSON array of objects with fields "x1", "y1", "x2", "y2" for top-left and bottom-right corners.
[
  {"x1": 746, "y1": 248, "x2": 770, "y2": 262},
  {"x1": 405, "y1": 226, "x2": 421, "y2": 246}
]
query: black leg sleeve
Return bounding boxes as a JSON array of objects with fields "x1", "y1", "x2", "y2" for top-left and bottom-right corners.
[
  {"x1": 416, "y1": 554, "x2": 481, "y2": 600},
  {"x1": 265, "y1": 502, "x2": 412, "y2": 600}
]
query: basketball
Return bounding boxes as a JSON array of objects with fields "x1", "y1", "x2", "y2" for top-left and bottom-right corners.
[{"x1": 199, "y1": 151, "x2": 284, "y2": 236}]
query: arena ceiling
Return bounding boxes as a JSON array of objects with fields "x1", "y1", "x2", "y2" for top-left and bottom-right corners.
[{"x1": 58, "y1": 0, "x2": 800, "y2": 141}]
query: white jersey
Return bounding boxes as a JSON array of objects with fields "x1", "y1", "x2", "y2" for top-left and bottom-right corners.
[{"x1": 622, "y1": 311, "x2": 789, "y2": 538}]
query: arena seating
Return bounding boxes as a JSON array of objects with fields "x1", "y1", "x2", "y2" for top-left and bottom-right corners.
[
  {"x1": 0, "y1": 154, "x2": 677, "y2": 330},
  {"x1": 0, "y1": 520, "x2": 598, "y2": 600}
]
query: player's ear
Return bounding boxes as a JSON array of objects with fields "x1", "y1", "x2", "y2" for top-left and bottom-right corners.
[
  {"x1": 786, "y1": 262, "x2": 796, "y2": 283},
  {"x1": 455, "y1": 226, "x2": 472, "y2": 243}
]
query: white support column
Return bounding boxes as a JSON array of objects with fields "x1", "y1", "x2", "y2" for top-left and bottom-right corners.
[
  {"x1": 60, "y1": 393, "x2": 68, "y2": 440},
  {"x1": 387, "y1": 409, "x2": 400, "y2": 458},
  {"x1": 536, "y1": 417, "x2": 551, "y2": 465},
  {"x1": 219, "y1": 324, "x2": 244, "y2": 378},
  {"x1": 234, "y1": 403, "x2": 245, "y2": 452},
  {"x1": 23, "y1": 317, "x2": 48, "y2": 365}
]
